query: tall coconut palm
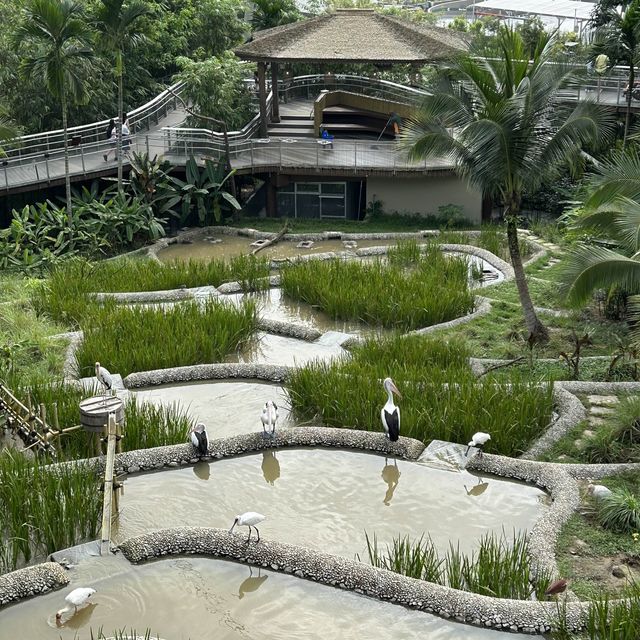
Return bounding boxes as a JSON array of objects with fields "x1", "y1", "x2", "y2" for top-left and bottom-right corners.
[
  {"x1": 94, "y1": 0, "x2": 150, "y2": 193},
  {"x1": 403, "y1": 27, "x2": 614, "y2": 343},
  {"x1": 590, "y1": 0, "x2": 640, "y2": 147},
  {"x1": 15, "y1": 0, "x2": 93, "y2": 229},
  {"x1": 0, "y1": 107, "x2": 19, "y2": 154},
  {"x1": 562, "y1": 149, "x2": 640, "y2": 309}
]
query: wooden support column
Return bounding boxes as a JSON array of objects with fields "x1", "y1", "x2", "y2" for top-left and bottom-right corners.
[
  {"x1": 271, "y1": 61, "x2": 280, "y2": 123},
  {"x1": 258, "y1": 61, "x2": 268, "y2": 137},
  {"x1": 266, "y1": 176, "x2": 277, "y2": 217}
]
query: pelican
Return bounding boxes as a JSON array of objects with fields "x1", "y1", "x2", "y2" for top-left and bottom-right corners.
[
  {"x1": 381, "y1": 377, "x2": 401, "y2": 442},
  {"x1": 465, "y1": 432, "x2": 491, "y2": 456},
  {"x1": 95, "y1": 362, "x2": 112, "y2": 403},
  {"x1": 55, "y1": 587, "x2": 96, "y2": 621},
  {"x1": 229, "y1": 512, "x2": 266, "y2": 542},
  {"x1": 587, "y1": 483, "x2": 613, "y2": 500},
  {"x1": 260, "y1": 400, "x2": 278, "y2": 438},
  {"x1": 190, "y1": 423, "x2": 209, "y2": 456}
]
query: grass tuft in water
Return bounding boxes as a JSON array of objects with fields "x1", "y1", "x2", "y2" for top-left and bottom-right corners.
[
  {"x1": 75, "y1": 298, "x2": 258, "y2": 377},
  {"x1": 280, "y1": 245, "x2": 474, "y2": 331},
  {"x1": 364, "y1": 530, "x2": 551, "y2": 600}
]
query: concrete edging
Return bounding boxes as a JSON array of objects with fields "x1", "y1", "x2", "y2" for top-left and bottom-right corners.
[{"x1": 0, "y1": 562, "x2": 69, "y2": 608}]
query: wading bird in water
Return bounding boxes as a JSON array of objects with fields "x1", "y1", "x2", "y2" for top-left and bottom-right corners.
[
  {"x1": 229, "y1": 512, "x2": 266, "y2": 542},
  {"x1": 190, "y1": 423, "x2": 209, "y2": 456},
  {"x1": 261, "y1": 400, "x2": 278, "y2": 438},
  {"x1": 55, "y1": 587, "x2": 96, "y2": 621},
  {"x1": 381, "y1": 378, "x2": 401, "y2": 442},
  {"x1": 95, "y1": 362, "x2": 112, "y2": 404},
  {"x1": 465, "y1": 432, "x2": 491, "y2": 457}
]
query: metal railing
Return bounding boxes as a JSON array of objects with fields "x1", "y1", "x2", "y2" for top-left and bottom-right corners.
[{"x1": 2, "y1": 81, "x2": 186, "y2": 163}]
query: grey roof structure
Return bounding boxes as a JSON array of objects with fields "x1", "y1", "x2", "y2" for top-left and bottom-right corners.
[{"x1": 235, "y1": 9, "x2": 468, "y2": 64}]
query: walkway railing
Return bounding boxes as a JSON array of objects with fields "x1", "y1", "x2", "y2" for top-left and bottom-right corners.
[{"x1": 1, "y1": 82, "x2": 186, "y2": 162}]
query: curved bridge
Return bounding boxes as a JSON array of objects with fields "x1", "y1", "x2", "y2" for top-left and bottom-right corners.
[{"x1": 0, "y1": 71, "x2": 636, "y2": 195}]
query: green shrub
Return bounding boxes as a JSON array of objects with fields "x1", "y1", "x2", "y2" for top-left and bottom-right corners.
[
  {"x1": 586, "y1": 582, "x2": 640, "y2": 640},
  {"x1": 598, "y1": 488, "x2": 640, "y2": 534},
  {"x1": 280, "y1": 246, "x2": 474, "y2": 331},
  {"x1": 75, "y1": 298, "x2": 258, "y2": 377}
]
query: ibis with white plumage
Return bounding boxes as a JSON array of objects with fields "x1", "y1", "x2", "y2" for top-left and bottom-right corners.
[
  {"x1": 95, "y1": 362, "x2": 113, "y2": 403},
  {"x1": 55, "y1": 587, "x2": 96, "y2": 621},
  {"x1": 229, "y1": 512, "x2": 266, "y2": 542},
  {"x1": 260, "y1": 400, "x2": 278, "y2": 438},
  {"x1": 465, "y1": 432, "x2": 491, "y2": 456}
]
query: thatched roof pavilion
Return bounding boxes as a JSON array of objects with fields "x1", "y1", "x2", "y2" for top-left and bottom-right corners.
[{"x1": 235, "y1": 9, "x2": 468, "y2": 135}]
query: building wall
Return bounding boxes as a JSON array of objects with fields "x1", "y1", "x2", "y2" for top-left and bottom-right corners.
[{"x1": 367, "y1": 175, "x2": 481, "y2": 224}]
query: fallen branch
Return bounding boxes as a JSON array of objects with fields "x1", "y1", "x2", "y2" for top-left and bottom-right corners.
[
  {"x1": 478, "y1": 356, "x2": 526, "y2": 377},
  {"x1": 252, "y1": 222, "x2": 289, "y2": 256}
]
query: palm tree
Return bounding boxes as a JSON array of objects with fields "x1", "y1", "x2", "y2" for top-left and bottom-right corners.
[
  {"x1": 402, "y1": 28, "x2": 614, "y2": 343},
  {"x1": 562, "y1": 149, "x2": 640, "y2": 308},
  {"x1": 15, "y1": 0, "x2": 93, "y2": 229},
  {"x1": 0, "y1": 107, "x2": 19, "y2": 154},
  {"x1": 94, "y1": 0, "x2": 150, "y2": 193},
  {"x1": 252, "y1": 0, "x2": 300, "y2": 32},
  {"x1": 590, "y1": 0, "x2": 640, "y2": 147}
]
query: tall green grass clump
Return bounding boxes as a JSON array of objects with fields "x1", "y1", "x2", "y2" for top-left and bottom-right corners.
[
  {"x1": 286, "y1": 335, "x2": 552, "y2": 456},
  {"x1": 585, "y1": 582, "x2": 640, "y2": 640},
  {"x1": 123, "y1": 400, "x2": 194, "y2": 450},
  {"x1": 0, "y1": 450, "x2": 101, "y2": 573},
  {"x1": 364, "y1": 531, "x2": 550, "y2": 600},
  {"x1": 33, "y1": 256, "x2": 270, "y2": 325},
  {"x1": 75, "y1": 298, "x2": 258, "y2": 377},
  {"x1": 280, "y1": 246, "x2": 474, "y2": 330},
  {"x1": 598, "y1": 488, "x2": 640, "y2": 534},
  {"x1": 386, "y1": 239, "x2": 423, "y2": 267}
]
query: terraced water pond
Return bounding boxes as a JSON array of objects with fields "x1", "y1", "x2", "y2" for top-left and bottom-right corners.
[
  {"x1": 0, "y1": 554, "x2": 539, "y2": 640},
  {"x1": 112, "y1": 449, "x2": 546, "y2": 559},
  {"x1": 132, "y1": 380, "x2": 296, "y2": 439}
]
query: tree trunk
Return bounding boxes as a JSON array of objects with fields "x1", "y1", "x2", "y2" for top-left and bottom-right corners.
[
  {"x1": 61, "y1": 87, "x2": 73, "y2": 233},
  {"x1": 258, "y1": 61, "x2": 268, "y2": 138},
  {"x1": 117, "y1": 57, "x2": 124, "y2": 193},
  {"x1": 624, "y1": 61, "x2": 634, "y2": 149},
  {"x1": 506, "y1": 218, "x2": 549, "y2": 344}
]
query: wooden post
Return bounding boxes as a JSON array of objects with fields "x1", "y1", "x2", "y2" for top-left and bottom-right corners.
[
  {"x1": 100, "y1": 414, "x2": 118, "y2": 555},
  {"x1": 271, "y1": 62, "x2": 280, "y2": 123},
  {"x1": 39, "y1": 403, "x2": 47, "y2": 432},
  {"x1": 52, "y1": 403, "x2": 59, "y2": 432},
  {"x1": 258, "y1": 61, "x2": 268, "y2": 138}
]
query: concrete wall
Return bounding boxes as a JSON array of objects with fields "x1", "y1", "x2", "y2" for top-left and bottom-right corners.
[{"x1": 368, "y1": 174, "x2": 482, "y2": 224}]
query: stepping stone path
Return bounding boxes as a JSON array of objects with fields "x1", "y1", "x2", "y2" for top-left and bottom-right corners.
[
  {"x1": 574, "y1": 395, "x2": 619, "y2": 449},
  {"x1": 518, "y1": 229, "x2": 562, "y2": 253}
]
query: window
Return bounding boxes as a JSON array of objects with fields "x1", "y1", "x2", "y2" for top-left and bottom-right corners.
[{"x1": 277, "y1": 182, "x2": 347, "y2": 219}]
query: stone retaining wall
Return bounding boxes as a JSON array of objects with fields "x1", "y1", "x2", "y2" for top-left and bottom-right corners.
[
  {"x1": 119, "y1": 527, "x2": 585, "y2": 635},
  {"x1": 0, "y1": 562, "x2": 69, "y2": 608}
]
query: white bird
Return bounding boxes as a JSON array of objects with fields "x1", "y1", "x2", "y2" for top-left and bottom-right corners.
[
  {"x1": 380, "y1": 377, "x2": 401, "y2": 442},
  {"x1": 190, "y1": 423, "x2": 209, "y2": 456},
  {"x1": 260, "y1": 400, "x2": 278, "y2": 438},
  {"x1": 95, "y1": 362, "x2": 113, "y2": 403},
  {"x1": 55, "y1": 587, "x2": 96, "y2": 620},
  {"x1": 587, "y1": 483, "x2": 613, "y2": 499},
  {"x1": 466, "y1": 432, "x2": 491, "y2": 457},
  {"x1": 229, "y1": 512, "x2": 266, "y2": 542}
]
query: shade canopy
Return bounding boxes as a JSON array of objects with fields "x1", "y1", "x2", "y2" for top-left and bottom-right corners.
[{"x1": 235, "y1": 9, "x2": 468, "y2": 64}]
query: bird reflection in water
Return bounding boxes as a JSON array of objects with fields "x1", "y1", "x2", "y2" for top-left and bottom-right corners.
[
  {"x1": 237, "y1": 566, "x2": 268, "y2": 599},
  {"x1": 193, "y1": 460, "x2": 211, "y2": 481},
  {"x1": 55, "y1": 603, "x2": 98, "y2": 629},
  {"x1": 261, "y1": 451, "x2": 280, "y2": 485},
  {"x1": 464, "y1": 476, "x2": 489, "y2": 497},
  {"x1": 381, "y1": 457, "x2": 401, "y2": 506}
]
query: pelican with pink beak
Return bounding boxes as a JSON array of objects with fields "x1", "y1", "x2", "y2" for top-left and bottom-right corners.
[{"x1": 381, "y1": 377, "x2": 402, "y2": 442}]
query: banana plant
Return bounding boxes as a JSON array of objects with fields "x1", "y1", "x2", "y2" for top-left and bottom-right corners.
[{"x1": 170, "y1": 155, "x2": 240, "y2": 226}]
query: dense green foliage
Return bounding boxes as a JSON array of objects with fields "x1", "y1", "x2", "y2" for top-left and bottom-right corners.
[
  {"x1": 281, "y1": 245, "x2": 475, "y2": 331},
  {"x1": 598, "y1": 488, "x2": 640, "y2": 533},
  {"x1": 75, "y1": 297, "x2": 258, "y2": 376},
  {"x1": 286, "y1": 334, "x2": 553, "y2": 456},
  {"x1": 364, "y1": 531, "x2": 551, "y2": 600},
  {"x1": 0, "y1": 450, "x2": 101, "y2": 573}
]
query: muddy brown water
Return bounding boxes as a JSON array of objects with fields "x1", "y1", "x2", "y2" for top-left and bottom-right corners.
[
  {"x1": 157, "y1": 237, "x2": 395, "y2": 262},
  {"x1": 132, "y1": 381, "x2": 296, "y2": 439},
  {"x1": 112, "y1": 449, "x2": 546, "y2": 560},
  {"x1": 0, "y1": 555, "x2": 540, "y2": 640}
]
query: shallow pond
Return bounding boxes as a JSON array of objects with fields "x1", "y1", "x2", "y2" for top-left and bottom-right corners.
[
  {"x1": 112, "y1": 449, "x2": 546, "y2": 560},
  {"x1": 157, "y1": 237, "x2": 395, "y2": 262},
  {"x1": 0, "y1": 554, "x2": 539, "y2": 640},
  {"x1": 132, "y1": 380, "x2": 296, "y2": 439},
  {"x1": 227, "y1": 331, "x2": 347, "y2": 366}
]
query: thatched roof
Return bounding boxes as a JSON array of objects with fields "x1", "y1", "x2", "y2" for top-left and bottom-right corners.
[{"x1": 235, "y1": 9, "x2": 468, "y2": 64}]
